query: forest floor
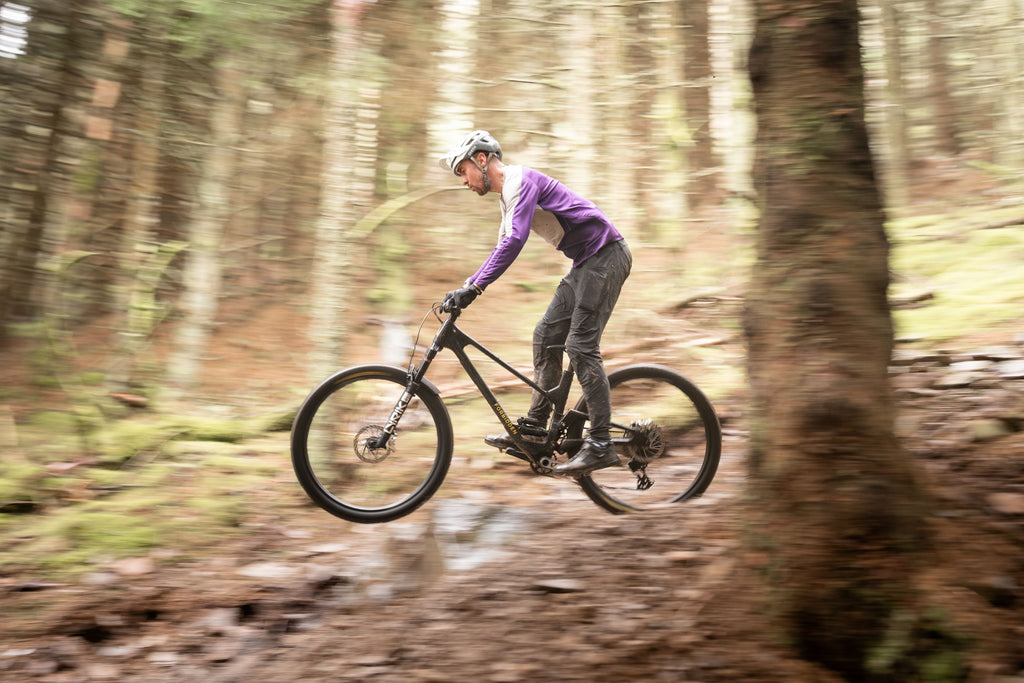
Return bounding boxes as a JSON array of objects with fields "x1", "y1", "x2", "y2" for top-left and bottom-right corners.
[{"x1": 2, "y1": 215, "x2": 1024, "y2": 681}]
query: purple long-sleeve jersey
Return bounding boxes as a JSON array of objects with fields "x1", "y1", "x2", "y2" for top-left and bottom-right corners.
[{"x1": 467, "y1": 166, "x2": 623, "y2": 291}]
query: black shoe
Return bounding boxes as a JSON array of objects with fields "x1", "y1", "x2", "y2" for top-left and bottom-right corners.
[
  {"x1": 484, "y1": 433, "x2": 516, "y2": 450},
  {"x1": 554, "y1": 438, "x2": 619, "y2": 476},
  {"x1": 484, "y1": 417, "x2": 546, "y2": 451}
]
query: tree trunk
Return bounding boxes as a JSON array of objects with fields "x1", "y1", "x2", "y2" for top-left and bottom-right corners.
[
  {"x1": 924, "y1": 0, "x2": 960, "y2": 157},
  {"x1": 111, "y1": 46, "x2": 167, "y2": 392},
  {"x1": 0, "y1": 0, "x2": 82, "y2": 337},
  {"x1": 561, "y1": 2, "x2": 598, "y2": 198},
  {"x1": 308, "y1": 0, "x2": 365, "y2": 381},
  {"x1": 678, "y1": 0, "x2": 718, "y2": 204},
  {"x1": 625, "y1": 1, "x2": 656, "y2": 235},
  {"x1": 875, "y1": 0, "x2": 910, "y2": 212},
  {"x1": 745, "y1": 1, "x2": 931, "y2": 679},
  {"x1": 166, "y1": 56, "x2": 244, "y2": 394},
  {"x1": 997, "y1": 0, "x2": 1024, "y2": 170}
]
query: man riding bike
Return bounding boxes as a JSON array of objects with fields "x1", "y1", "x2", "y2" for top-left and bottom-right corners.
[{"x1": 439, "y1": 130, "x2": 632, "y2": 475}]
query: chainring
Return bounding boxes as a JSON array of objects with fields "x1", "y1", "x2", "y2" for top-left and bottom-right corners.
[{"x1": 354, "y1": 425, "x2": 392, "y2": 463}]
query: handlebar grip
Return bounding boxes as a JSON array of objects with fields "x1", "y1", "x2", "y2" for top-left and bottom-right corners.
[{"x1": 440, "y1": 297, "x2": 461, "y2": 315}]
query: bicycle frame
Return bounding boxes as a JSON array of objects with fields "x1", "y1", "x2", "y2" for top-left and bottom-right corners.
[{"x1": 375, "y1": 307, "x2": 584, "y2": 465}]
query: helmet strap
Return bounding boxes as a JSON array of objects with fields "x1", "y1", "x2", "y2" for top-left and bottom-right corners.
[{"x1": 473, "y1": 153, "x2": 492, "y2": 193}]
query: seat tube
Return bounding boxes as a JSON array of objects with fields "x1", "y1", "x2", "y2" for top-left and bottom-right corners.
[{"x1": 549, "y1": 368, "x2": 574, "y2": 417}]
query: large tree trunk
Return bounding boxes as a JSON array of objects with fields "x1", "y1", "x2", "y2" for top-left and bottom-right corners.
[{"x1": 744, "y1": 1, "x2": 930, "y2": 679}]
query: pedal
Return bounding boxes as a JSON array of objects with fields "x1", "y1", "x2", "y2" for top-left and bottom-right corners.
[
  {"x1": 504, "y1": 447, "x2": 531, "y2": 463},
  {"x1": 516, "y1": 417, "x2": 548, "y2": 438}
]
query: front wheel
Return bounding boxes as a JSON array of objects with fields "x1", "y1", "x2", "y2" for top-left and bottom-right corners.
[
  {"x1": 576, "y1": 364, "x2": 721, "y2": 514},
  {"x1": 290, "y1": 364, "x2": 453, "y2": 524}
]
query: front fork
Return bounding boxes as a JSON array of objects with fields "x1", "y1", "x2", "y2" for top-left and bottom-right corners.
[
  {"x1": 369, "y1": 332, "x2": 445, "y2": 449},
  {"x1": 372, "y1": 388, "x2": 414, "y2": 448}
]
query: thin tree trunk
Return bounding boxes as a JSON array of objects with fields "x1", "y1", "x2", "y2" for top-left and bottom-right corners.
[
  {"x1": 0, "y1": 0, "x2": 82, "y2": 336},
  {"x1": 998, "y1": 0, "x2": 1024, "y2": 169},
  {"x1": 562, "y1": 3, "x2": 597, "y2": 198},
  {"x1": 876, "y1": 0, "x2": 910, "y2": 211},
  {"x1": 679, "y1": 0, "x2": 718, "y2": 204},
  {"x1": 626, "y1": 1, "x2": 655, "y2": 234},
  {"x1": 924, "y1": 0, "x2": 960, "y2": 156},
  {"x1": 308, "y1": 0, "x2": 365, "y2": 381},
  {"x1": 111, "y1": 47, "x2": 167, "y2": 392},
  {"x1": 166, "y1": 56, "x2": 244, "y2": 395}
]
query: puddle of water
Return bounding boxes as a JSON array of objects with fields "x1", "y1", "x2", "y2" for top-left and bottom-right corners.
[{"x1": 431, "y1": 497, "x2": 536, "y2": 573}]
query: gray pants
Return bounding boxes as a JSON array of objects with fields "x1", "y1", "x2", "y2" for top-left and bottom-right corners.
[{"x1": 527, "y1": 239, "x2": 632, "y2": 441}]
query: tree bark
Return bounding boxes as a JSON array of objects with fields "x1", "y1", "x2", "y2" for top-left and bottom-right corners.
[
  {"x1": 678, "y1": 0, "x2": 718, "y2": 204},
  {"x1": 0, "y1": 0, "x2": 82, "y2": 337},
  {"x1": 308, "y1": 0, "x2": 365, "y2": 381},
  {"x1": 745, "y1": 1, "x2": 930, "y2": 679},
  {"x1": 924, "y1": 0, "x2": 960, "y2": 157},
  {"x1": 562, "y1": 2, "x2": 598, "y2": 198},
  {"x1": 111, "y1": 46, "x2": 167, "y2": 392},
  {"x1": 998, "y1": 0, "x2": 1024, "y2": 170},
  {"x1": 875, "y1": 0, "x2": 910, "y2": 211},
  {"x1": 166, "y1": 56, "x2": 244, "y2": 394}
]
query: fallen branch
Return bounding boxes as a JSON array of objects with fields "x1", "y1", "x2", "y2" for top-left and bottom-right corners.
[{"x1": 890, "y1": 291, "x2": 935, "y2": 310}]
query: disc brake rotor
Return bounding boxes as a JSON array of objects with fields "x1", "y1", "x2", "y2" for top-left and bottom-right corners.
[{"x1": 354, "y1": 425, "x2": 393, "y2": 463}]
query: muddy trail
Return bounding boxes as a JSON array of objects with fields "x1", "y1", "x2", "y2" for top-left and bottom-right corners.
[{"x1": 3, "y1": 340, "x2": 1024, "y2": 682}]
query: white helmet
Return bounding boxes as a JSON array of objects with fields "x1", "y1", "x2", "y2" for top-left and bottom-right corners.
[{"x1": 439, "y1": 130, "x2": 502, "y2": 175}]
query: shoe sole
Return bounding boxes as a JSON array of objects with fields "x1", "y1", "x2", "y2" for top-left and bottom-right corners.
[{"x1": 555, "y1": 454, "x2": 621, "y2": 476}]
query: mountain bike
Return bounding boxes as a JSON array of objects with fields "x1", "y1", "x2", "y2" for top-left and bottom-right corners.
[{"x1": 291, "y1": 302, "x2": 721, "y2": 524}]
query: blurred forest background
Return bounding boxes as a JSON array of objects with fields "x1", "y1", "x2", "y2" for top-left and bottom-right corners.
[
  {"x1": 2, "y1": 0, "x2": 1024, "y2": 680},
  {"x1": 3, "y1": 0, "x2": 1022, "y2": 399}
]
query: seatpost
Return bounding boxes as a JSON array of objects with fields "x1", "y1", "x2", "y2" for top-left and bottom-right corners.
[{"x1": 549, "y1": 368, "x2": 575, "y2": 415}]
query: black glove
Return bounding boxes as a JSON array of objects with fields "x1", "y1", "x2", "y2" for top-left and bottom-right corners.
[{"x1": 442, "y1": 284, "x2": 480, "y2": 312}]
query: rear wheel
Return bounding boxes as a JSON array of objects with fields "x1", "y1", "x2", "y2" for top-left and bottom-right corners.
[
  {"x1": 576, "y1": 364, "x2": 721, "y2": 513},
  {"x1": 290, "y1": 364, "x2": 453, "y2": 524}
]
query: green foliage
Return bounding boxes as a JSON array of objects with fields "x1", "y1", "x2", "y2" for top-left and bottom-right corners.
[
  {"x1": 184, "y1": 494, "x2": 245, "y2": 528},
  {"x1": 77, "y1": 372, "x2": 106, "y2": 386},
  {"x1": 92, "y1": 418, "x2": 179, "y2": 465},
  {"x1": 126, "y1": 240, "x2": 189, "y2": 342},
  {"x1": 866, "y1": 607, "x2": 970, "y2": 682},
  {"x1": 890, "y1": 219, "x2": 1024, "y2": 341},
  {"x1": 7, "y1": 504, "x2": 161, "y2": 575},
  {"x1": 107, "y1": 0, "x2": 324, "y2": 58},
  {"x1": 0, "y1": 407, "x2": 298, "y2": 578},
  {"x1": 0, "y1": 457, "x2": 47, "y2": 508},
  {"x1": 27, "y1": 410, "x2": 81, "y2": 434},
  {"x1": 171, "y1": 416, "x2": 251, "y2": 443}
]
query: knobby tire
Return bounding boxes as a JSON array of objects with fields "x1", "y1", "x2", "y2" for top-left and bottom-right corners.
[
  {"x1": 577, "y1": 364, "x2": 721, "y2": 514},
  {"x1": 290, "y1": 364, "x2": 453, "y2": 524}
]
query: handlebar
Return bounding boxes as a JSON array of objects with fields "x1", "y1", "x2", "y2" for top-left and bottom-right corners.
[{"x1": 437, "y1": 299, "x2": 463, "y2": 319}]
